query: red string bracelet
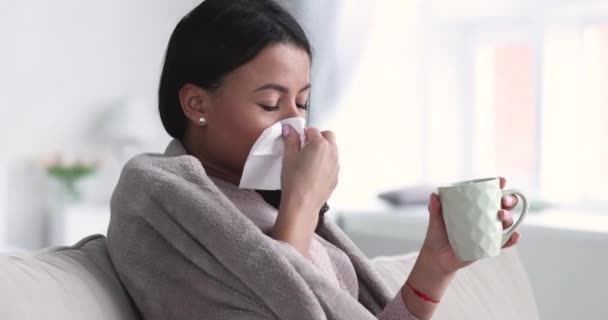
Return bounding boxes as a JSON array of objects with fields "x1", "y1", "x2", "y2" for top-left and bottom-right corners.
[{"x1": 405, "y1": 282, "x2": 440, "y2": 304}]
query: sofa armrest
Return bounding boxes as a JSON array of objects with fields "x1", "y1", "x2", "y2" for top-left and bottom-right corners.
[{"x1": 371, "y1": 248, "x2": 539, "y2": 320}]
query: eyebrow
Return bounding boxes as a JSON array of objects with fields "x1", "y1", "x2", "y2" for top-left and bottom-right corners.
[{"x1": 253, "y1": 83, "x2": 311, "y2": 94}]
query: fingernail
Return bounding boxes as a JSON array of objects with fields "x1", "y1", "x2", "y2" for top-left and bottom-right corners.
[{"x1": 282, "y1": 124, "x2": 289, "y2": 137}]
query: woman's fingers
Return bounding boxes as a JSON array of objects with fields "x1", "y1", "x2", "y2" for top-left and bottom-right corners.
[
  {"x1": 281, "y1": 127, "x2": 340, "y2": 218},
  {"x1": 502, "y1": 195, "x2": 518, "y2": 210},
  {"x1": 502, "y1": 231, "x2": 521, "y2": 249},
  {"x1": 303, "y1": 127, "x2": 324, "y2": 145},
  {"x1": 499, "y1": 177, "x2": 518, "y2": 210},
  {"x1": 499, "y1": 209, "x2": 514, "y2": 229},
  {"x1": 500, "y1": 204, "x2": 521, "y2": 249},
  {"x1": 427, "y1": 193, "x2": 445, "y2": 230},
  {"x1": 320, "y1": 130, "x2": 336, "y2": 144},
  {"x1": 499, "y1": 177, "x2": 507, "y2": 189},
  {"x1": 281, "y1": 125, "x2": 301, "y2": 162}
]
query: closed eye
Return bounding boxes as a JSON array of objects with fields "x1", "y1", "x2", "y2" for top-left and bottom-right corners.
[
  {"x1": 258, "y1": 104, "x2": 280, "y2": 112},
  {"x1": 297, "y1": 103, "x2": 310, "y2": 111},
  {"x1": 258, "y1": 103, "x2": 309, "y2": 112}
]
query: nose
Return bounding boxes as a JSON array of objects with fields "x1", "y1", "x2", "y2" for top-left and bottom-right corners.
[{"x1": 280, "y1": 102, "x2": 305, "y2": 120}]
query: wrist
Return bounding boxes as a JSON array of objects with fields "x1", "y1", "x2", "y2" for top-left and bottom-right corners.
[
  {"x1": 418, "y1": 247, "x2": 458, "y2": 278},
  {"x1": 401, "y1": 250, "x2": 455, "y2": 317},
  {"x1": 414, "y1": 249, "x2": 456, "y2": 286},
  {"x1": 272, "y1": 205, "x2": 318, "y2": 258},
  {"x1": 280, "y1": 190, "x2": 322, "y2": 214},
  {"x1": 272, "y1": 214, "x2": 317, "y2": 241}
]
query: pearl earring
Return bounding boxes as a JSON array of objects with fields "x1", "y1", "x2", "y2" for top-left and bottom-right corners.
[{"x1": 198, "y1": 117, "x2": 207, "y2": 126}]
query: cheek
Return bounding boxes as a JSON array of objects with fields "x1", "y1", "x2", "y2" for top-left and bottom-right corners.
[
  {"x1": 227, "y1": 111, "x2": 268, "y2": 143},
  {"x1": 217, "y1": 108, "x2": 273, "y2": 166},
  {"x1": 234, "y1": 121, "x2": 264, "y2": 153}
]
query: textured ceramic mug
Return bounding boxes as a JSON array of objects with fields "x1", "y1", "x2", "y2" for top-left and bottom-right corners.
[{"x1": 438, "y1": 177, "x2": 528, "y2": 261}]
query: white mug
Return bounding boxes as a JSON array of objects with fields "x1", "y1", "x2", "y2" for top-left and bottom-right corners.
[{"x1": 438, "y1": 177, "x2": 528, "y2": 261}]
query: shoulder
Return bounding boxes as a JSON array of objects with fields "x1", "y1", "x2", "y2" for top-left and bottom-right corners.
[
  {"x1": 118, "y1": 139, "x2": 202, "y2": 183},
  {"x1": 121, "y1": 152, "x2": 202, "y2": 185},
  {"x1": 111, "y1": 151, "x2": 208, "y2": 207}
]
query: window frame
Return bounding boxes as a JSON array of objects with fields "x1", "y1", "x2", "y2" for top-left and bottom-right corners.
[
  {"x1": 432, "y1": 13, "x2": 608, "y2": 210},
  {"x1": 464, "y1": 25, "x2": 543, "y2": 195}
]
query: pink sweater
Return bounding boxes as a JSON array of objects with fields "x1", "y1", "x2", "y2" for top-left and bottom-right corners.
[{"x1": 210, "y1": 177, "x2": 418, "y2": 319}]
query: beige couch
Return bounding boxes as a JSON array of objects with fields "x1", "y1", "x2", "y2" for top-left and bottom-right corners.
[{"x1": 0, "y1": 234, "x2": 538, "y2": 319}]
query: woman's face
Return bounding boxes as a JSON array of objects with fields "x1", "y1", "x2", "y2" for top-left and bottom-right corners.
[{"x1": 184, "y1": 43, "x2": 311, "y2": 182}]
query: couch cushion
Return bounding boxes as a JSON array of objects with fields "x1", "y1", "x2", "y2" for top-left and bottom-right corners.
[
  {"x1": 371, "y1": 248, "x2": 539, "y2": 320},
  {"x1": 0, "y1": 235, "x2": 141, "y2": 320}
]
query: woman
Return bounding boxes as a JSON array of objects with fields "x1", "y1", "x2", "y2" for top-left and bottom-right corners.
[{"x1": 107, "y1": 0, "x2": 521, "y2": 319}]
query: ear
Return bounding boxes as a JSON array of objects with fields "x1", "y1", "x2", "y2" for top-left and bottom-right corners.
[{"x1": 178, "y1": 84, "x2": 212, "y2": 124}]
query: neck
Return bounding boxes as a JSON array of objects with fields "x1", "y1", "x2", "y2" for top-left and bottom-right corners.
[
  {"x1": 181, "y1": 133, "x2": 241, "y2": 186},
  {"x1": 205, "y1": 164, "x2": 240, "y2": 186}
]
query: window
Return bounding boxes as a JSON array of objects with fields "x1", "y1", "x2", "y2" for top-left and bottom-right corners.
[
  {"x1": 466, "y1": 24, "x2": 608, "y2": 208},
  {"x1": 541, "y1": 24, "x2": 608, "y2": 206},
  {"x1": 327, "y1": 3, "x2": 608, "y2": 210},
  {"x1": 473, "y1": 44, "x2": 537, "y2": 191},
  {"x1": 582, "y1": 26, "x2": 608, "y2": 202}
]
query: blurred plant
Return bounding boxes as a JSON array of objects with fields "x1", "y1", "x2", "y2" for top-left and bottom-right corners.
[{"x1": 39, "y1": 153, "x2": 100, "y2": 202}]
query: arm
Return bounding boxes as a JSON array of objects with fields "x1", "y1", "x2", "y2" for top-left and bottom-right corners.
[
  {"x1": 373, "y1": 251, "x2": 452, "y2": 320},
  {"x1": 398, "y1": 251, "x2": 454, "y2": 319},
  {"x1": 272, "y1": 126, "x2": 339, "y2": 258},
  {"x1": 271, "y1": 201, "x2": 319, "y2": 259},
  {"x1": 395, "y1": 178, "x2": 520, "y2": 319},
  {"x1": 377, "y1": 290, "x2": 421, "y2": 320},
  {"x1": 373, "y1": 250, "x2": 449, "y2": 320}
]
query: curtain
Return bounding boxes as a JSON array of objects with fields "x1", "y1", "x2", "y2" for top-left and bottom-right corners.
[
  {"x1": 290, "y1": 1, "x2": 428, "y2": 206},
  {"x1": 288, "y1": 0, "x2": 378, "y2": 127}
]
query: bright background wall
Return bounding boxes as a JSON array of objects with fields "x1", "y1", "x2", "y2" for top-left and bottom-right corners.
[
  {"x1": 1, "y1": 0, "x2": 607, "y2": 248},
  {"x1": 0, "y1": 0, "x2": 200, "y2": 248}
]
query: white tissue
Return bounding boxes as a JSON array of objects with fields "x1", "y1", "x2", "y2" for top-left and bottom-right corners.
[{"x1": 239, "y1": 117, "x2": 306, "y2": 190}]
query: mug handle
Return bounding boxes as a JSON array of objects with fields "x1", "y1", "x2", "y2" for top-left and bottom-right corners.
[{"x1": 501, "y1": 189, "x2": 529, "y2": 246}]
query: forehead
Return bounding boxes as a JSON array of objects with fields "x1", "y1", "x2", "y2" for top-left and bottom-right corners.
[{"x1": 223, "y1": 43, "x2": 311, "y2": 90}]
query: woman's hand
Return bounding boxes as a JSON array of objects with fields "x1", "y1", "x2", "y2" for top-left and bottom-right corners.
[
  {"x1": 280, "y1": 125, "x2": 339, "y2": 212},
  {"x1": 402, "y1": 177, "x2": 522, "y2": 319},
  {"x1": 421, "y1": 177, "x2": 521, "y2": 273},
  {"x1": 271, "y1": 124, "x2": 339, "y2": 257}
]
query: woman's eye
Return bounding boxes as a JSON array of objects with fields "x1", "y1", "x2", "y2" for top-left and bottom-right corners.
[
  {"x1": 258, "y1": 103, "x2": 309, "y2": 111},
  {"x1": 258, "y1": 104, "x2": 280, "y2": 111}
]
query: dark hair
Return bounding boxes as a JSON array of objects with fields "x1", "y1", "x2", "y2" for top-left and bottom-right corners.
[{"x1": 158, "y1": 0, "x2": 312, "y2": 140}]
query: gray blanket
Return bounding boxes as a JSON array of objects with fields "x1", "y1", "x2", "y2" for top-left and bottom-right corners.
[{"x1": 107, "y1": 140, "x2": 392, "y2": 319}]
